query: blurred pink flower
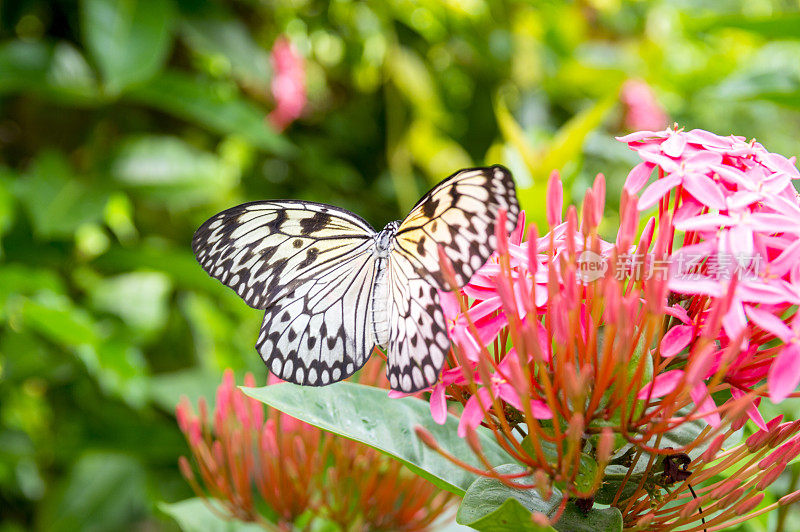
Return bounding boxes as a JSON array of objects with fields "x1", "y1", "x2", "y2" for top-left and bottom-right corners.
[
  {"x1": 268, "y1": 37, "x2": 306, "y2": 132},
  {"x1": 177, "y1": 369, "x2": 455, "y2": 530},
  {"x1": 620, "y1": 79, "x2": 668, "y2": 131}
]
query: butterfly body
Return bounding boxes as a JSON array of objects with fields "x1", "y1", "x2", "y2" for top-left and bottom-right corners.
[{"x1": 193, "y1": 166, "x2": 519, "y2": 392}]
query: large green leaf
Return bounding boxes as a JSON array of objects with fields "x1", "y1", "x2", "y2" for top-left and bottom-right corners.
[
  {"x1": 180, "y1": 14, "x2": 271, "y2": 90},
  {"x1": 241, "y1": 381, "x2": 510, "y2": 496},
  {"x1": 160, "y1": 498, "x2": 264, "y2": 532},
  {"x1": 127, "y1": 71, "x2": 293, "y2": 154},
  {"x1": 457, "y1": 465, "x2": 622, "y2": 532},
  {"x1": 110, "y1": 135, "x2": 239, "y2": 208},
  {"x1": 0, "y1": 40, "x2": 100, "y2": 103},
  {"x1": 81, "y1": 0, "x2": 175, "y2": 94},
  {"x1": 15, "y1": 151, "x2": 108, "y2": 239},
  {"x1": 457, "y1": 464, "x2": 559, "y2": 532}
]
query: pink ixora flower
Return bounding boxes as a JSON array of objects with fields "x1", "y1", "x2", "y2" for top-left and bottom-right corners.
[
  {"x1": 414, "y1": 136, "x2": 800, "y2": 529},
  {"x1": 267, "y1": 36, "x2": 306, "y2": 132}
]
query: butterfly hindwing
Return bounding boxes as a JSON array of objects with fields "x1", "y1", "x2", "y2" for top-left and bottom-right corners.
[
  {"x1": 257, "y1": 244, "x2": 382, "y2": 385},
  {"x1": 392, "y1": 165, "x2": 520, "y2": 289},
  {"x1": 385, "y1": 254, "x2": 450, "y2": 392}
]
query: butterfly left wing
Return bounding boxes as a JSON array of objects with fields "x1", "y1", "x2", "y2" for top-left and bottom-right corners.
[
  {"x1": 192, "y1": 201, "x2": 382, "y2": 385},
  {"x1": 392, "y1": 165, "x2": 520, "y2": 290}
]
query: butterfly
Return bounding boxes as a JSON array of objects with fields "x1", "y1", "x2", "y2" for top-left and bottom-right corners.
[{"x1": 192, "y1": 165, "x2": 520, "y2": 392}]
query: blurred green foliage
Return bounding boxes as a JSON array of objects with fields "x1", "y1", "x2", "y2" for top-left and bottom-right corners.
[{"x1": 1, "y1": 0, "x2": 800, "y2": 530}]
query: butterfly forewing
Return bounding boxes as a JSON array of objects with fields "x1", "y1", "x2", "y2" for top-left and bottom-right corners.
[
  {"x1": 392, "y1": 165, "x2": 520, "y2": 290},
  {"x1": 193, "y1": 201, "x2": 376, "y2": 309}
]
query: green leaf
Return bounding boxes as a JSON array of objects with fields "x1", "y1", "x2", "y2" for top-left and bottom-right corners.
[
  {"x1": 0, "y1": 264, "x2": 64, "y2": 320},
  {"x1": 15, "y1": 151, "x2": 108, "y2": 239},
  {"x1": 241, "y1": 381, "x2": 510, "y2": 496},
  {"x1": 19, "y1": 294, "x2": 100, "y2": 348},
  {"x1": 81, "y1": 0, "x2": 175, "y2": 94},
  {"x1": 76, "y1": 340, "x2": 150, "y2": 408},
  {"x1": 126, "y1": 71, "x2": 293, "y2": 154},
  {"x1": 457, "y1": 465, "x2": 559, "y2": 531},
  {"x1": 457, "y1": 465, "x2": 623, "y2": 532},
  {"x1": 387, "y1": 45, "x2": 448, "y2": 128},
  {"x1": 687, "y1": 12, "x2": 800, "y2": 39},
  {"x1": 0, "y1": 40, "x2": 100, "y2": 103},
  {"x1": 180, "y1": 14, "x2": 271, "y2": 89},
  {"x1": 495, "y1": 89, "x2": 618, "y2": 226},
  {"x1": 556, "y1": 503, "x2": 623, "y2": 532},
  {"x1": 160, "y1": 498, "x2": 264, "y2": 532},
  {"x1": 90, "y1": 271, "x2": 172, "y2": 331},
  {"x1": 38, "y1": 452, "x2": 148, "y2": 531},
  {"x1": 110, "y1": 135, "x2": 239, "y2": 208}
]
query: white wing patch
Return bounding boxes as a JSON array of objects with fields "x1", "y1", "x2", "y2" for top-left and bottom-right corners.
[{"x1": 193, "y1": 201, "x2": 375, "y2": 309}]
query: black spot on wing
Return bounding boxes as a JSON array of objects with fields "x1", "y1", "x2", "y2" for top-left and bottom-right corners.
[{"x1": 299, "y1": 211, "x2": 331, "y2": 234}]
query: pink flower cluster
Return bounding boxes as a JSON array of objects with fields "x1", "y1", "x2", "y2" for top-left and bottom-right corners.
[
  {"x1": 410, "y1": 127, "x2": 800, "y2": 528},
  {"x1": 177, "y1": 368, "x2": 454, "y2": 529},
  {"x1": 620, "y1": 127, "x2": 800, "y2": 403},
  {"x1": 268, "y1": 37, "x2": 306, "y2": 132}
]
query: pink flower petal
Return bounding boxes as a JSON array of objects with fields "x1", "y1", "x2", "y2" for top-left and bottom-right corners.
[
  {"x1": 430, "y1": 384, "x2": 448, "y2": 425},
  {"x1": 624, "y1": 162, "x2": 655, "y2": 194},
  {"x1": 730, "y1": 387, "x2": 767, "y2": 431},
  {"x1": 437, "y1": 290, "x2": 460, "y2": 321},
  {"x1": 674, "y1": 213, "x2": 733, "y2": 232},
  {"x1": 457, "y1": 394, "x2": 485, "y2": 437},
  {"x1": 660, "y1": 324, "x2": 694, "y2": 357},
  {"x1": 745, "y1": 306, "x2": 793, "y2": 342},
  {"x1": 690, "y1": 382, "x2": 721, "y2": 427},
  {"x1": 637, "y1": 369, "x2": 685, "y2": 399},
  {"x1": 662, "y1": 132, "x2": 687, "y2": 157},
  {"x1": 768, "y1": 343, "x2": 800, "y2": 402},
  {"x1": 616, "y1": 130, "x2": 664, "y2": 143},
  {"x1": 682, "y1": 172, "x2": 726, "y2": 210},
  {"x1": 638, "y1": 173, "x2": 682, "y2": 211},
  {"x1": 530, "y1": 400, "x2": 553, "y2": 419}
]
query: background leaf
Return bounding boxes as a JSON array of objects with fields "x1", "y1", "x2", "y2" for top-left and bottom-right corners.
[{"x1": 81, "y1": 0, "x2": 175, "y2": 94}]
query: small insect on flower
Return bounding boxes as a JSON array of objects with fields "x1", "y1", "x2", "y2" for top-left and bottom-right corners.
[{"x1": 192, "y1": 166, "x2": 520, "y2": 392}]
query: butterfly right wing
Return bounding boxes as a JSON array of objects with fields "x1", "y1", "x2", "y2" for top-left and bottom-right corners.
[{"x1": 192, "y1": 201, "x2": 381, "y2": 385}]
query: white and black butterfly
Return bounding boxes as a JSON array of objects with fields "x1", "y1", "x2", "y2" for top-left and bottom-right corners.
[{"x1": 192, "y1": 166, "x2": 519, "y2": 392}]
